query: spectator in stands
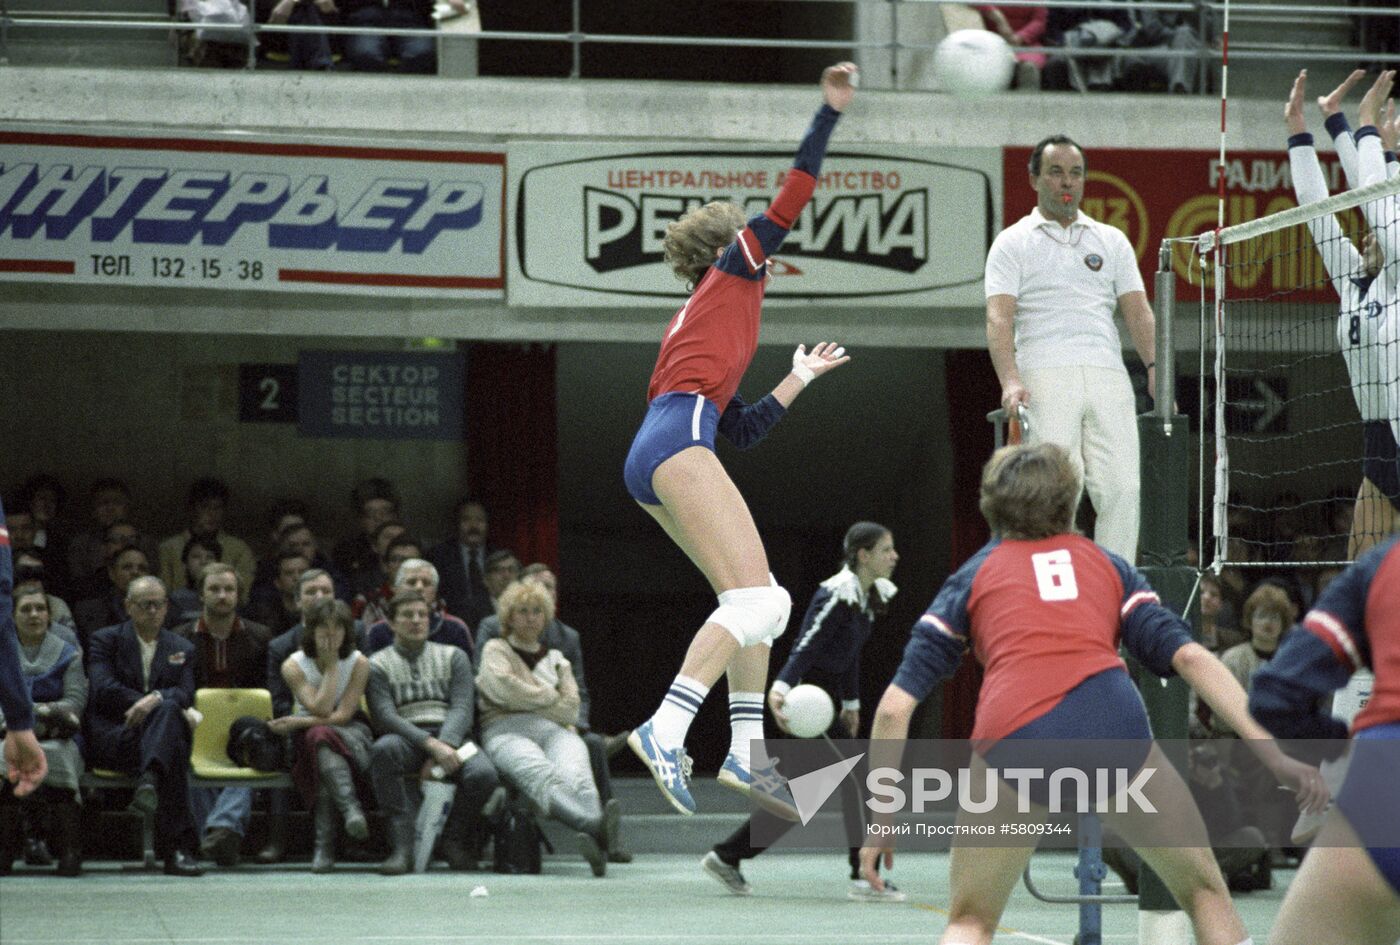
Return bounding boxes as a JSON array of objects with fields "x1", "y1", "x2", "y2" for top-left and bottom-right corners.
[
  {"x1": 333, "y1": 477, "x2": 401, "y2": 587},
  {"x1": 341, "y1": 0, "x2": 468, "y2": 74},
  {"x1": 158, "y1": 479, "x2": 255, "y2": 605},
  {"x1": 1198, "y1": 572, "x2": 1244, "y2": 655},
  {"x1": 976, "y1": 5, "x2": 1047, "y2": 90},
  {"x1": 275, "y1": 522, "x2": 349, "y2": 600},
  {"x1": 73, "y1": 542, "x2": 157, "y2": 648},
  {"x1": 260, "y1": 500, "x2": 308, "y2": 563},
  {"x1": 475, "y1": 563, "x2": 632, "y2": 863},
  {"x1": 176, "y1": 563, "x2": 270, "y2": 867},
  {"x1": 268, "y1": 598, "x2": 372, "y2": 873},
  {"x1": 353, "y1": 520, "x2": 407, "y2": 600},
  {"x1": 477, "y1": 580, "x2": 619, "y2": 876},
  {"x1": 429, "y1": 497, "x2": 495, "y2": 629},
  {"x1": 13, "y1": 554, "x2": 76, "y2": 631},
  {"x1": 353, "y1": 533, "x2": 424, "y2": 626},
  {"x1": 367, "y1": 590, "x2": 501, "y2": 874},
  {"x1": 67, "y1": 479, "x2": 146, "y2": 589},
  {"x1": 168, "y1": 534, "x2": 223, "y2": 624},
  {"x1": 71, "y1": 520, "x2": 143, "y2": 601},
  {"x1": 244, "y1": 550, "x2": 311, "y2": 636},
  {"x1": 1199, "y1": 583, "x2": 1297, "y2": 739},
  {"x1": 257, "y1": 566, "x2": 338, "y2": 864},
  {"x1": 363, "y1": 558, "x2": 472, "y2": 655},
  {"x1": 4, "y1": 509, "x2": 46, "y2": 583},
  {"x1": 16, "y1": 476, "x2": 70, "y2": 595},
  {"x1": 259, "y1": 0, "x2": 337, "y2": 70},
  {"x1": 1041, "y1": 3, "x2": 1132, "y2": 92},
  {"x1": 85, "y1": 576, "x2": 204, "y2": 876},
  {"x1": 483, "y1": 550, "x2": 520, "y2": 614},
  {"x1": 0, "y1": 588, "x2": 86, "y2": 876}
]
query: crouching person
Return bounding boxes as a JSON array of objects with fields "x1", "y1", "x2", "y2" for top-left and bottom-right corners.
[
  {"x1": 477, "y1": 580, "x2": 620, "y2": 877},
  {"x1": 367, "y1": 590, "x2": 500, "y2": 874}
]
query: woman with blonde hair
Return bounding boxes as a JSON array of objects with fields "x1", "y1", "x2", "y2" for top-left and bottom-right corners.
[
  {"x1": 624, "y1": 62, "x2": 857, "y2": 818},
  {"x1": 477, "y1": 580, "x2": 618, "y2": 876}
]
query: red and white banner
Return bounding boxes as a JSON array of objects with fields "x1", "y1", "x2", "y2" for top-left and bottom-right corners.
[{"x1": 0, "y1": 128, "x2": 505, "y2": 298}]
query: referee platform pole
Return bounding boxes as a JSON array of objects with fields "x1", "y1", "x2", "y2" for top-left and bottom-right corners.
[{"x1": 1133, "y1": 241, "x2": 1195, "y2": 944}]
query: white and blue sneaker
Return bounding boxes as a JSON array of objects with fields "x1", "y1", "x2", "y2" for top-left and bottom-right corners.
[
  {"x1": 628, "y1": 721, "x2": 696, "y2": 815},
  {"x1": 716, "y1": 753, "x2": 800, "y2": 821}
]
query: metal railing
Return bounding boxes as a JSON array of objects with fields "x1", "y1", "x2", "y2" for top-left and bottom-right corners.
[{"x1": 2, "y1": 0, "x2": 1400, "y2": 83}]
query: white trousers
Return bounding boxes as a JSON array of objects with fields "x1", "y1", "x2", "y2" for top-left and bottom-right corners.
[{"x1": 1021, "y1": 364, "x2": 1140, "y2": 560}]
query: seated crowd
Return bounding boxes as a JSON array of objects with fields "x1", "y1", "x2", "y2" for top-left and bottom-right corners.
[
  {"x1": 0, "y1": 472, "x2": 1363, "y2": 880},
  {"x1": 0, "y1": 475, "x2": 628, "y2": 878}
]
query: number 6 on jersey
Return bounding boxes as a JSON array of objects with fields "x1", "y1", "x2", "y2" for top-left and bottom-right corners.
[{"x1": 1031, "y1": 549, "x2": 1079, "y2": 601}]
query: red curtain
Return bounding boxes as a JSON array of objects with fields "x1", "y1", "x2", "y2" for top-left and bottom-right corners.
[
  {"x1": 940, "y1": 349, "x2": 1002, "y2": 738},
  {"x1": 465, "y1": 343, "x2": 559, "y2": 569}
]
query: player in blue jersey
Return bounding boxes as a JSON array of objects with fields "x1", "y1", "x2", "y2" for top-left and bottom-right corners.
[
  {"x1": 0, "y1": 498, "x2": 47, "y2": 797},
  {"x1": 626, "y1": 63, "x2": 856, "y2": 818},
  {"x1": 858, "y1": 443, "x2": 1325, "y2": 945},
  {"x1": 1250, "y1": 536, "x2": 1400, "y2": 944}
]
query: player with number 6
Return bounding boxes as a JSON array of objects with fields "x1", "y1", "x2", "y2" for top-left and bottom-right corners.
[{"x1": 858, "y1": 442, "x2": 1327, "y2": 945}]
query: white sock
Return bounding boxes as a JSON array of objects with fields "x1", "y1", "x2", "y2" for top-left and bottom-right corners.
[
  {"x1": 650, "y1": 675, "x2": 709, "y2": 747},
  {"x1": 727, "y1": 692, "x2": 765, "y2": 768}
]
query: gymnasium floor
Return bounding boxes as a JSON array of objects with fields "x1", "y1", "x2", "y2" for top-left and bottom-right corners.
[{"x1": 0, "y1": 850, "x2": 1287, "y2": 944}]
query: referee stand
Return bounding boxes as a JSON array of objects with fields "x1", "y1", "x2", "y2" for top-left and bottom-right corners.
[{"x1": 1132, "y1": 242, "x2": 1195, "y2": 945}]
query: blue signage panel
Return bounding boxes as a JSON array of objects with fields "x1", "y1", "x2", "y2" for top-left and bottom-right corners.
[{"x1": 298, "y1": 350, "x2": 464, "y2": 440}]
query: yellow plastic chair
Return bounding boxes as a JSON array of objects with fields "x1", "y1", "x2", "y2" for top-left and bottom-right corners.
[{"x1": 191, "y1": 688, "x2": 283, "y2": 781}]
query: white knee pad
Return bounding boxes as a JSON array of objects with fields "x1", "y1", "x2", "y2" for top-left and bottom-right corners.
[{"x1": 710, "y1": 583, "x2": 792, "y2": 647}]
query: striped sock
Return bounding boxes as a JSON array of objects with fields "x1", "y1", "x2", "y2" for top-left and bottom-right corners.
[
  {"x1": 650, "y1": 675, "x2": 710, "y2": 747},
  {"x1": 727, "y1": 692, "x2": 765, "y2": 769}
]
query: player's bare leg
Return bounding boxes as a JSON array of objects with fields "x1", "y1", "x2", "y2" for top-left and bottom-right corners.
[
  {"x1": 629, "y1": 446, "x2": 790, "y2": 814},
  {"x1": 1349, "y1": 477, "x2": 1400, "y2": 559},
  {"x1": 939, "y1": 757, "x2": 1039, "y2": 943},
  {"x1": 1270, "y1": 812, "x2": 1400, "y2": 945},
  {"x1": 1100, "y1": 744, "x2": 1246, "y2": 945}
]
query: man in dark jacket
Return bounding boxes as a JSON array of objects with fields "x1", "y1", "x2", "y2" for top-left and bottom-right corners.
[{"x1": 86, "y1": 576, "x2": 203, "y2": 876}]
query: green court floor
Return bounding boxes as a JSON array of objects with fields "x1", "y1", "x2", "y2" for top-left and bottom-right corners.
[{"x1": 0, "y1": 851, "x2": 1288, "y2": 944}]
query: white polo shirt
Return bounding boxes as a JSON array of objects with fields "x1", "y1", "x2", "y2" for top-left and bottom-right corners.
[{"x1": 984, "y1": 207, "x2": 1144, "y2": 372}]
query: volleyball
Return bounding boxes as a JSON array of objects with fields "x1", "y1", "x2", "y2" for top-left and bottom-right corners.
[
  {"x1": 783, "y1": 684, "x2": 835, "y2": 738},
  {"x1": 933, "y1": 29, "x2": 1016, "y2": 96}
]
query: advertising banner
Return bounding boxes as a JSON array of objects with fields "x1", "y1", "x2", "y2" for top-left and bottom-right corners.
[
  {"x1": 510, "y1": 142, "x2": 1000, "y2": 307},
  {"x1": 0, "y1": 129, "x2": 505, "y2": 297}
]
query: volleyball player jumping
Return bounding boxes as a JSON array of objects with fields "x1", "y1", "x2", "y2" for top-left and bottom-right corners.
[
  {"x1": 625, "y1": 64, "x2": 856, "y2": 816},
  {"x1": 1288, "y1": 69, "x2": 1400, "y2": 559}
]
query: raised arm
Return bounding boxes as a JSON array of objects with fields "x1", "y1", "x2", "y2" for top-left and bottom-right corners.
[
  {"x1": 720, "y1": 63, "x2": 854, "y2": 276},
  {"x1": 1318, "y1": 69, "x2": 1366, "y2": 188},
  {"x1": 1289, "y1": 71, "x2": 1366, "y2": 288}
]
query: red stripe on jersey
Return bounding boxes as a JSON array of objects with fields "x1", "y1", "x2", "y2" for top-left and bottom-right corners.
[
  {"x1": 0, "y1": 526, "x2": 8, "y2": 546},
  {"x1": 737, "y1": 229, "x2": 765, "y2": 274},
  {"x1": 1303, "y1": 611, "x2": 1362, "y2": 672},
  {"x1": 767, "y1": 169, "x2": 815, "y2": 229}
]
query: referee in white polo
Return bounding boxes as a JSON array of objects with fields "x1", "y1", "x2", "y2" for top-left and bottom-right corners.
[{"x1": 984, "y1": 135, "x2": 1158, "y2": 561}]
